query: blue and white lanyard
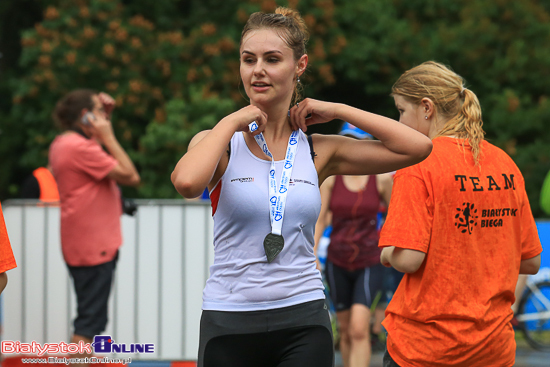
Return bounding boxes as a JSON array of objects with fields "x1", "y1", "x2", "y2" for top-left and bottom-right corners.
[{"x1": 249, "y1": 122, "x2": 300, "y2": 236}]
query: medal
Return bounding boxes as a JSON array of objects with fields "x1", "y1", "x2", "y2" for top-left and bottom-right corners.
[
  {"x1": 249, "y1": 122, "x2": 300, "y2": 263},
  {"x1": 263, "y1": 233, "x2": 285, "y2": 263}
]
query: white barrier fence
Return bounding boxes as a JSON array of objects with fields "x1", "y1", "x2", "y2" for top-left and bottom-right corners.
[{"x1": 1, "y1": 199, "x2": 214, "y2": 361}]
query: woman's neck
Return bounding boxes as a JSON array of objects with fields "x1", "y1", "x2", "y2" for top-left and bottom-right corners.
[
  {"x1": 264, "y1": 119, "x2": 292, "y2": 142},
  {"x1": 252, "y1": 101, "x2": 293, "y2": 140},
  {"x1": 428, "y1": 116, "x2": 450, "y2": 139}
]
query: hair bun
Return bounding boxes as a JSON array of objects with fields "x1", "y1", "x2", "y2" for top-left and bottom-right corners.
[
  {"x1": 274, "y1": 7, "x2": 309, "y2": 44},
  {"x1": 275, "y1": 6, "x2": 297, "y2": 18}
]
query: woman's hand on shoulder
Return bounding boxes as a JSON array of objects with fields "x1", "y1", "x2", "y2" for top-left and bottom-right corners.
[
  {"x1": 223, "y1": 104, "x2": 268, "y2": 136},
  {"x1": 289, "y1": 98, "x2": 341, "y2": 132}
]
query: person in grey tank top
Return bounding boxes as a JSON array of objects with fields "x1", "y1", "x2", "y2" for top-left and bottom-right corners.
[{"x1": 171, "y1": 6, "x2": 433, "y2": 367}]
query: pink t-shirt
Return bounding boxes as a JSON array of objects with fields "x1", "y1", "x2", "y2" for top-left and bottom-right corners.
[{"x1": 49, "y1": 132, "x2": 122, "y2": 266}]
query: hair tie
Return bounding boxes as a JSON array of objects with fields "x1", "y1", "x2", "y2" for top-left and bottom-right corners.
[{"x1": 460, "y1": 87, "x2": 466, "y2": 97}]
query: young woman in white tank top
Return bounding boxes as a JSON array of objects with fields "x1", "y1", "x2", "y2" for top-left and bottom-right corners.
[{"x1": 171, "y1": 7, "x2": 433, "y2": 367}]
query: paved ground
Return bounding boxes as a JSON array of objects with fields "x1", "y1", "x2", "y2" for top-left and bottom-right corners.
[
  {"x1": 514, "y1": 347, "x2": 550, "y2": 367},
  {"x1": 334, "y1": 346, "x2": 550, "y2": 366}
]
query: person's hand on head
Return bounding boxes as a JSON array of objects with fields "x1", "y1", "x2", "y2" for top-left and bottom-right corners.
[
  {"x1": 98, "y1": 92, "x2": 116, "y2": 117},
  {"x1": 289, "y1": 98, "x2": 339, "y2": 132}
]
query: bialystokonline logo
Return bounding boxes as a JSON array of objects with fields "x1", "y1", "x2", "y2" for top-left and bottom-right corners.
[
  {"x1": 1, "y1": 335, "x2": 155, "y2": 356},
  {"x1": 91, "y1": 336, "x2": 154, "y2": 354}
]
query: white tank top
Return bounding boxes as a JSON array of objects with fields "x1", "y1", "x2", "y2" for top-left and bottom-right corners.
[{"x1": 202, "y1": 131, "x2": 325, "y2": 311}]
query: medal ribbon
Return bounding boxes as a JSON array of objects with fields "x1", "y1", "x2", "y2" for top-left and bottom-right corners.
[{"x1": 249, "y1": 122, "x2": 300, "y2": 236}]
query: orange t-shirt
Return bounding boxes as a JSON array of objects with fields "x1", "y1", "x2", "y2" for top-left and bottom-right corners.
[
  {"x1": 33, "y1": 167, "x2": 60, "y2": 202},
  {"x1": 379, "y1": 137, "x2": 542, "y2": 367},
  {"x1": 0, "y1": 203, "x2": 17, "y2": 273}
]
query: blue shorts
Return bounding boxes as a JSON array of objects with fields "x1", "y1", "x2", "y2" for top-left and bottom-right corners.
[{"x1": 324, "y1": 261, "x2": 385, "y2": 311}]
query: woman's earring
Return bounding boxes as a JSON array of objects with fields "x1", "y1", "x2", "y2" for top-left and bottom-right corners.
[
  {"x1": 297, "y1": 77, "x2": 301, "y2": 83},
  {"x1": 425, "y1": 116, "x2": 428, "y2": 120}
]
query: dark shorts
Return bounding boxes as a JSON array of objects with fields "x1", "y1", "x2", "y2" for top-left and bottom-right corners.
[
  {"x1": 324, "y1": 261, "x2": 385, "y2": 312},
  {"x1": 198, "y1": 299, "x2": 334, "y2": 367},
  {"x1": 383, "y1": 346, "x2": 401, "y2": 367},
  {"x1": 384, "y1": 266, "x2": 405, "y2": 297},
  {"x1": 67, "y1": 252, "x2": 118, "y2": 339}
]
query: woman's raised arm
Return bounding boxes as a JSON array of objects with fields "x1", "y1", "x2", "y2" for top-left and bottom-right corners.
[
  {"x1": 171, "y1": 105, "x2": 267, "y2": 198},
  {"x1": 289, "y1": 99, "x2": 433, "y2": 181}
]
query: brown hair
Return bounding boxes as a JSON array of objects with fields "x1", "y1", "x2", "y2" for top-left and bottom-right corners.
[
  {"x1": 392, "y1": 61, "x2": 485, "y2": 164},
  {"x1": 53, "y1": 89, "x2": 97, "y2": 130},
  {"x1": 240, "y1": 6, "x2": 309, "y2": 106}
]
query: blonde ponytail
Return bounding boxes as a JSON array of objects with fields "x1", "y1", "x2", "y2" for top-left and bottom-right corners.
[
  {"x1": 435, "y1": 88, "x2": 484, "y2": 163},
  {"x1": 392, "y1": 61, "x2": 486, "y2": 164}
]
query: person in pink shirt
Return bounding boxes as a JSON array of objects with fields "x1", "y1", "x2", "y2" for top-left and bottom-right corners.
[{"x1": 49, "y1": 89, "x2": 140, "y2": 365}]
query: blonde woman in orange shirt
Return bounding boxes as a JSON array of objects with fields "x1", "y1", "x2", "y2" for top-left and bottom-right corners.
[{"x1": 379, "y1": 61, "x2": 542, "y2": 367}]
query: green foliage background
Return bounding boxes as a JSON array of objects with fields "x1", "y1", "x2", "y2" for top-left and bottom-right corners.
[{"x1": 0, "y1": 0, "x2": 549, "y2": 216}]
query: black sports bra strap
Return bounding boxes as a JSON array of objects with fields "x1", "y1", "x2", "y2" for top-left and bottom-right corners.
[{"x1": 307, "y1": 134, "x2": 316, "y2": 162}]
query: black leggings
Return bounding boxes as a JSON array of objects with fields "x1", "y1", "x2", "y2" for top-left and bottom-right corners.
[{"x1": 203, "y1": 326, "x2": 333, "y2": 367}]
